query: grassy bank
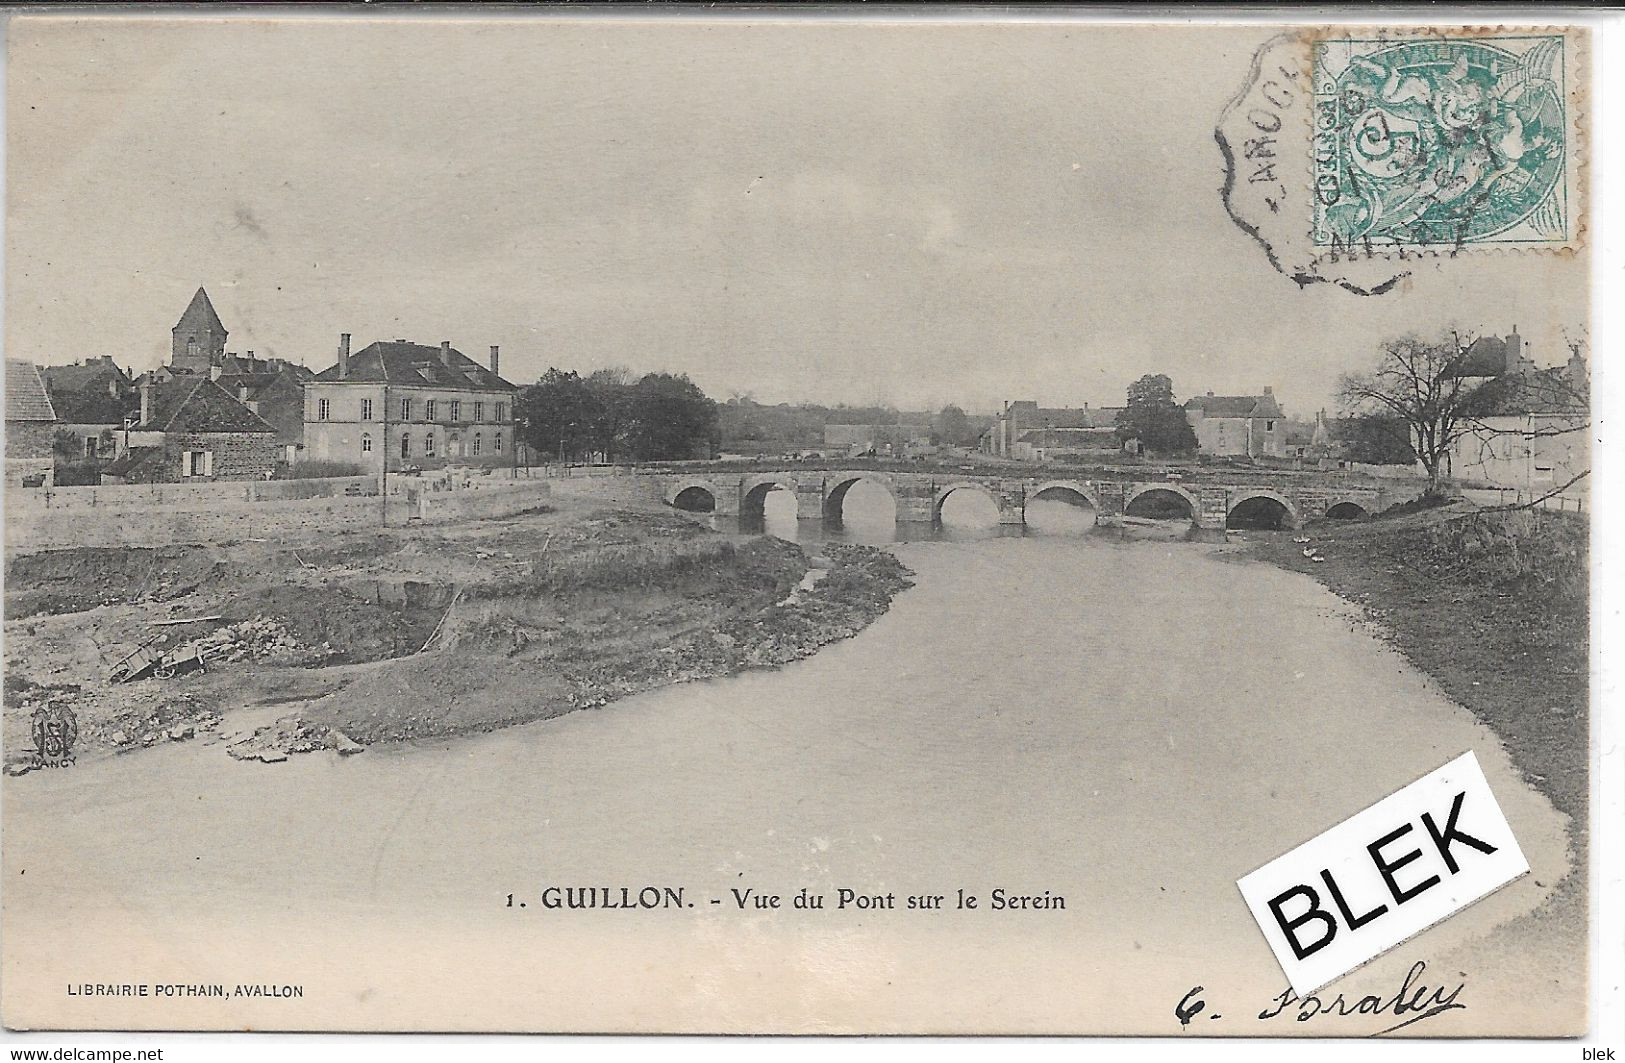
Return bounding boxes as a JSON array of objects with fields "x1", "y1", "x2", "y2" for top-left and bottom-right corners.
[
  {"x1": 1248, "y1": 502, "x2": 1589, "y2": 843},
  {"x1": 3, "y1": 501, "x2": 914, "y2": 767}
]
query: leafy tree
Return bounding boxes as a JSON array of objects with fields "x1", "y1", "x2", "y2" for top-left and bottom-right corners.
[
  {"x1": 932, "y1": 404, "x2": 976, "y2": 447},
  {"x1": 585, "y1": 366, "x2": 637, "y2": 462},
  {"x1": 518, "y1": 369, "x2": 606, "y2": 462},
  {"x1": 1334, "y1": 413, "x2": 1417, "y2": 466},
  {"x1": 1116, "y1": 374, "x2": 1197, "y2": 455},
  {"x1": 624, "y1": 373, "x2": 720, "y2": 461}
]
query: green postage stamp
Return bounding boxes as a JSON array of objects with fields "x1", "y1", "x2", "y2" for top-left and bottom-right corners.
[{"x1": 1312, "y1": 32, "x2": 1580, "y2": 254}]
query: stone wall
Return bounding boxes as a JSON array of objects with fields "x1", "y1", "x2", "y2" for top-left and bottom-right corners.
[{"x1": 4, "y1": 480, "x2": 551, "y2": 555}]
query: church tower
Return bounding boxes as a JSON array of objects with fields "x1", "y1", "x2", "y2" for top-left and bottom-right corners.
[{"x1": 171, "y1": 287, "x2": 228, "y2": 373}]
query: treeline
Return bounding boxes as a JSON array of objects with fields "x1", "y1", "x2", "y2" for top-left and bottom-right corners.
[
  {"x1": 721, "y1": 398, "x2": 990, "y2": 453},
  {"x1": 517, "y1": 368, "x2": 720, "y2": 463}
]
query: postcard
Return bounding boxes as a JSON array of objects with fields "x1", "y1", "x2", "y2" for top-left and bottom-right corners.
[{"x1": 0, "y1": 13, "x2": 1600, "y2": 1037}]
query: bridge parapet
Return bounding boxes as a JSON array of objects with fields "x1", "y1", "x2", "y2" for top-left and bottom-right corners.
[{"x1": 655, "y1": 468, "x2": 1426, "y2": 533}]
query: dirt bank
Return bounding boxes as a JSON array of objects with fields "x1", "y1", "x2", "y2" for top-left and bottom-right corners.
[
  {"x1": 3, "y1": 500, "x2": 913, "y2": 769},
  {"x1": 1241, "y1": 499, "x2": 1590, "y2": 976},
  {"x1": 1245, "y1": 501, "x2": 1587, "y2": 834}
]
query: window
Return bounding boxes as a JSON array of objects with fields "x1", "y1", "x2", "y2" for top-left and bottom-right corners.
[
  {"x1": 361, "y1": 433, "x2": 372, "y2": 454},
  {"x1": 83, "y1": 436, "x2": 98, "y2": 459},
  {"x1": 1265, "y1": 420, "x2": 1276, "y2": 431},
  {"x1": 425, "y1": 433, "x2": 436, "y2": 457},
  {"x1": 473, "y1": 401, "x2": 484, "y2": 421},
  {"x1": 360, "y1": 398, "x2": 373, "y2": 421},
  {"x1": 400, "y1": 433, "x2": 411, "y2": 458},
  {"x1": 181, "y1": 450, "x2": 213, "y2": 477},
  {"x1": 472, "y1": 433, "x2": 482, "y2": 456},
  {"x1": 496, "y1": 403, "x2": 507, "y2": 422},
  {"x1": 425, "y1": 400, "x2": 437, "y2": 421},
  {"x1": 401, "y1": 398, "x2": 413, "y2": 421},
  {"x1": 494, "y1": 432, "x2": 502, "y2": 452},
  {"x1": 318, "y1": 398, "x2": 331, "y2": 421},
  {"x1": 450, "y1": 400, "x2": 461, "y2": 421}
]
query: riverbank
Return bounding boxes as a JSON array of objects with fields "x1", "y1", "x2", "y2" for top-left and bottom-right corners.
[
  {"x1": 1246, "y1": 501, "x2": 1588, "y2": 838},
  {"x1": 2, "y1": 500, "x2": 913, "y2": 768}
]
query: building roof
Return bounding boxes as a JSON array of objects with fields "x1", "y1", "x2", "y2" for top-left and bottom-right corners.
[
  {"x1": 217, "y1": 353, "x2": 314, "y2": 380},
  {"x1": 40, "y1": 357, "x2": 130, "y2": 395},
  {"x1": 135, "y1": 378, "x2": 277, "y2": 433},
  {"x1": 312, "y1": 341, "x2": 516, "y2": 393},
  {"x1": 1446, "y1": 334, "x2": 1530, "y2": 379},
  {"x1": 1004, "y1": 402, "x2": 1121, "y2": 430},
  {"x1": 103, "y1": 447, "x2": 162, "y2": 478},
  {"x1": 47, "y1": 385, "x2": 136, "y2": 425},
  {"x1": 5, "y1": 361, "x2": 57, "y2": 422},
  {"x1": 1466, "y1": 367, "x2": 1588, "y2": 418},
  {"x1": 213, "y1": 371, "x2": 304, "y2": 402},
  {"x1": 1185, "y1": 393, "x2": 1285, "y2": 419},
  {"x1": 175, "y1": 287, "x2": 226, "y2": 336}
]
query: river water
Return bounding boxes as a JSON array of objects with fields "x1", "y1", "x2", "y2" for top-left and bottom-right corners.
[{"x1": 0, "y1": 487, "x2": 1577, "y2": 1034}]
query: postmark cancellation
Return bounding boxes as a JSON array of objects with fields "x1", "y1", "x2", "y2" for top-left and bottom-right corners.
[{"x1": 1219, "y1": 26, "x2": 1585, "y2": 292}]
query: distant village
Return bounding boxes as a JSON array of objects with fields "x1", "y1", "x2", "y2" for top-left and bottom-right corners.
[
  {"x1": 0, "y1": 287, "x2": 1590, "y2": 498},
  {"x1": 4, "y1": 288, "x2": 522, "y2": 490}
]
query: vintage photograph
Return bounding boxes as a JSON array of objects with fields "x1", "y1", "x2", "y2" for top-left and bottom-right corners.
[{"x1": 0, "y1": 15, "x2": 1596, "y2": 1037}]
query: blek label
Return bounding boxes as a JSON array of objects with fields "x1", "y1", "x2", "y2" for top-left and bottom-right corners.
[{"x1": 1237, "y1": 750, "x2": 1528, "y2": 996}]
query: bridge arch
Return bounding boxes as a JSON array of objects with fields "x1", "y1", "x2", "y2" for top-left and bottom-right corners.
[
  {"x1": 1029, "y1": 480, "x2": 1099, "y2": 511},
  {"x1": 667, "y1": 478, "x2": 721, "y2": 513},
  {"x1": 1124, "y1": 483, "x2": 1199, "y2": 522},
  {"x1": 823, "y1": 473, "x2": 899, "y2": 524},
  {"x1": 1324, "y1": 498, "x2": 1370, "y2": 520},
  {"x1": 1225, "y1": 489, "x2": 1300, "y2": 530},
  {"x1": 933, "y1": 481, "x2": 1006, "y2": 524},
  {"x1": 740, "y1": 475, "x2": 804, "y2": 522}
]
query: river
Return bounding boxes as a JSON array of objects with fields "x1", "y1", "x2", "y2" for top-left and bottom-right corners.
[{"x1": 0, "y1": 487, "x2": 1578, "y2": 1034}]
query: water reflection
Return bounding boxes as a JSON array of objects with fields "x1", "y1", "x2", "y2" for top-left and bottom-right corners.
[{"x1": 713, "y1": 483, "x2": 1101, "y2": 546}]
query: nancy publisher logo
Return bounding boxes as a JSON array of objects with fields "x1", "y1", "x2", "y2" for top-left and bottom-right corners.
[{"x1": 27, "y1": 704, "x2": 79, "y2": 769}]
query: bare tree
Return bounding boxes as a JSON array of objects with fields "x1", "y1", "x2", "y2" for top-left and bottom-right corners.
[
  {"x1": 1338, "y1": 333, "x2": 1481, "y2": 495},
  {"x1": 1338, "y1": 331, "x2": 1589, "y2": 497}
]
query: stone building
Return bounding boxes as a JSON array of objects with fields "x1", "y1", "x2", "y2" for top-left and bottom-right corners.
[
  {"x1": 41, "y1": 356, "x2": 137, "y2": 471},
  {"x1": 1446, "y1": 344, "x2": 1588, "y2": 492},
  {"x1": 172, "y1": 287, "x2": 230, "y2": 375},
  {"x1": 4, "y1": 360, "x2": 58, "y2": 487},
  {"x1": 101, "y1": 377, "x2": 280, "y2": 484},
  {"x1": 1183, "y1": 388, "x2": 1286, "y2": 458},
  {"x1": 302, "y1": 335, "x2": 518, "y2": 472},
  {"x1": 216, "y1": 363, "x2": 314, "y2": 466},
  {"x1": 980, "y1": 401, "x2": 1124, "y2": 459}
]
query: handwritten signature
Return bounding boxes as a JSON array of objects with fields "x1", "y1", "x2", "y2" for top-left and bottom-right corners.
[{"x1": 1177, "y1": 961, "x2": 1467, "y2": 1036}]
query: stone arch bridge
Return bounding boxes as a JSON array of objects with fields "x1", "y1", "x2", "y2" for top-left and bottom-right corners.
[{"x1": 658, "y1": 469, "x2": 1418, "y2": 534}]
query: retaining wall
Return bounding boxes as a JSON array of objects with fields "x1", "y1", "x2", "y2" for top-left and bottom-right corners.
[{"x1": 3, "y1": 481, "x2": 552, "y2": 554}]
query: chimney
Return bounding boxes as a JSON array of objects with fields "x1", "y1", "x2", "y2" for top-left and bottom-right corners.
[
  {"x1": 139, "y1": 380, "x2": 153, "y2": 426},
  {"x1": 338, "y1": 333, "x2": 351, "y2": 380},
  {"x1": 489, "y1": 345, "x2": 500, "y2": 376},
  {"x1": 440, "y1": 340, "x2": 453, "y2": 367},
  {"x1": 1263, "y1": 386, "x2": 1273, "y2": 395}
]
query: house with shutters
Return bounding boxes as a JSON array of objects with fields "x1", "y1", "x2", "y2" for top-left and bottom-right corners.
[
  {"x1": 302, "y1": 335, "x2": 518, "y2": 472},
  {"x1": 101, "y1": 377, "x2": 280, "y2": 484},
  {"x1": 1184, "y1": 388, "x2": 1287, "y2": 458}
]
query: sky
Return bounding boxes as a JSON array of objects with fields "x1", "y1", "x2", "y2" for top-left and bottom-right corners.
[{"x1": 5, "y1": 16, "x2": 1588, "y2": 419}]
